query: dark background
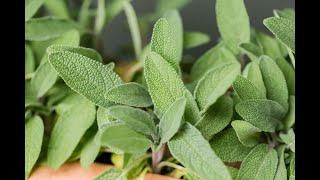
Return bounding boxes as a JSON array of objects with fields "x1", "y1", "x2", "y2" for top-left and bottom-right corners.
[{"x1": 102, "y1": 0, "x2": 295, "y2": 58}]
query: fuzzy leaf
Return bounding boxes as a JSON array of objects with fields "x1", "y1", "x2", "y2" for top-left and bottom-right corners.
[
  {"x1": 123, "y1": 1, "x2": 142, "y2": 59},
  {"x1": 260, "y1": 56, "x2": 289, "y2": 110},
  {"x1": 47, "y1": 45, "x2": 102, "y2": 62},
  {"x1": 246, "y1": 61, "x2": 266, "y2": 96},
  {"x1": 25, "y1": 17, "x2": 79, "y2": 41},
  {"x1": 231, "y1": 120, "x2": 261, "y2": 147},
  {"x1": 150, "y1": 18, "x2": 180, "y2": 73},
  {"x1": 264, "y1": 17, "x2": 295, "y2": 53},
  {"x1": 48, "y1": 50, "x2": 123, "y2": 108},
  {"x1": 99, "y1": 121, "x2": 151, "y2": 154},
  {"x1": 237, "y1": 144, "x2": 278, "y2": 180},
  {"x1": 255, "y1": 31, "x2": 286, "y2": 60},
  {"x1": 233, "y1": 75, "x2": 266, "y2": 101},
  {"x1": 283, "y1": 96, "x2": 295, "y2": 130},
  {"x1": 97, "y1": 106, "x2": 114, "y2": 129},
  {"x1": 183, "y1": 31, "x2": 210, "y2": 49},
  {"x1": 25, "y1": 116, "x2": 44, "y2": 178},
  {"x1": 279, "y1": 128, "x2": 295, "y2": 152},
  {"x1": 105, "y1": 83, "x2": 152, "y2": 108},
  {"x1": 239, "y1": 42, "x2": 263, "y2": 62},
  {"x1": 274, "y1": 8, "x2": 295, "y2": 21},
  {"x1": 95, "y1": 168, "x2": 127, "y2": 180},
  {"x1": 184, "y1": 89, "x2": 201, "y2": 124},
  {"x1": 107, "y1": 105, "x2": 156, "y2": 136},
  {"x1": 144, "y1": 51, "x2": 185, "y2": 115},
  {"x1": 168, "y1": 123, "x2": 231, "y2": 180},
  {"x1": 210, "y1": 128, "x2": 252, "y2": 162},
  {"x1": 25, "y1": 44, "x2": 35, "y2": 75},
  {"x1": 25, "y1": 0, "x2": 45, "y2": 21},
  {"x1": 274, "y1": 145, "x2": 287, "y2": 180},
  {"x1": 159, "y1": 97, "x2": 186, "y2": 144},
  {"x1": 80, "y1": 132, "x2": 101, "y2": 169},
  {"x1": 44, "y1": 0, "x2": 69, "y2": 18},
  {"x1": 216, "y1": 0, "x2": 250, "y2": 54},
  {"x1": 195, "y1": 63, "x2": 240, "y2": 112},
  {"x1": 196, "y1": 95, "x2": 233, "y2": 140},
  {"x1": 236, "y1": 99, "x2": 286, "y2": 132},
  {"x1": 228, "y1": 167, "x2": 239, "y2": 180},
  {"x1": 47, "y1": 94, "x2": 96, "y2": 169},
  {"x1": 275, "y1": 57, "x2": 295, "y2": 95}
]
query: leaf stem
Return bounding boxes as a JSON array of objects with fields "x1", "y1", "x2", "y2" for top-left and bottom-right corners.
[{"x1": 152, "y1": 144, "x2": 166, "y2": 173}]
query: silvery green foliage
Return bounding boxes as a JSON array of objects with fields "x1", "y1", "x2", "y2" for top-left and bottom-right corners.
[
  {"x1": 231, "y1": 120, "x2": 261, "y2": 147},
  {"x1": 183, "y1": 31, "x2": 210, "y2": 49}
]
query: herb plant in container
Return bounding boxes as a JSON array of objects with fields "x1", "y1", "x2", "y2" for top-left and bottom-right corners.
[{"x1": 25, "y1": 0, "x2": 295, "y2": 179}]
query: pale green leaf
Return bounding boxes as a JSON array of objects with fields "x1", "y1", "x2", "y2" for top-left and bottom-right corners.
[
  {"x1": 231, "y1": 120, "x2": 261, "y2": 147},
  {"x1": 25, "y1": 116, "x2": 44, "y2": 178},
  {"x1": 246, "y1": 61, "x2": 266, "y2": 96},
  {"x1": 233, "y1": 75, "x2": 266, "y2": 101},
  {"x1": 228, "y1": 167, "x2": 239, "y2": 180},
  {"x1": 237, "y1": 144, "x2": 278, "y2": 180},
  {"x1": 279, "y1": 128, "x2": 295, "y2": 152},
  {"x1": 236, "y1": 99, "x2": 286, "y2": 132},
  {"x1": 78, "y1": 0, "x2": 92, "y2": 29},
  {"x1": 194, "y1": 63, "x2": 240, "y2": 112},
  {"x1": 123, "y1": 1, "x2": 142, "y2": 59},
  {"x1": 159, "y1": 97, "x2": 186, "y2": 144},
  {"x1": 47, "y1": 45, "x2": 102, "y2": 62},
  {"x1": 255, "y1": 31, "x2": 285, "y2": 60},
  {"x1": 25, "y1": 0, "x2": 45, "y2": 21},
  {"x1": 274, "y1": 8, "x2": 295, "y2": 21},
  {"x1": 196, "y1": 95, "x2": 233, "y2": 140},
  {"x1": 289, "y1": 156, "x2": 295, "y2": 180},
  {"x1": 184, "y1": 89, "x2": 201, "y2": 125},
  {"x1": 144, "y1": 51, "x2": 185, "y2": 115},
  {"x1": 239, "y1": 42, "x2": 263, "y2": 62},
  {"x1": 48, "y1": 50, "x2": 123, "y2": 108},
  {"x1": 210, "y1": 128, "x2": 252, "y2": 162},
  {"x1": 274, "y1": 145, "x2": 287, "y2": 180},
  {"x1": 216, "y1": 0, "x2": 250, "y2": 54},
  {"x1": 260, "y1": 56, "x2": 289, "y2": 110},
  {"x1": 283, "y1": 96, "x2": 295, "y2": 130},
  {"x1": 150, "y1": 18, "x2": 180, "y2": 73},
  {"x1": 264, "y1": 17, "x2": 295, "y2": 53},
  {"x1": 95, "y1": 168, "x2": 127, "y2": 180},
  {"x1": 80, "y1": 132, "x2": 101, "y2": 169},
  {"x1": 47, "y1": 94, "x2": 96, "y2": 169},
  {"x1": 275, "y1": 57, "x2": 295, "y2": 95},
  {"x1": 44, "y1": 0, "x2": 69, "y2": 18},
  {"x1": 107, "y1": 105, "x2": 156, "y2": 136},
  {"x1": 183, "y1": 31, "x2": 210, "y2": 49},
  {"x1": 25, "y1": 44, "x2": 35, "y2": 75},
  {"x1": 105, "y1": 83, "x2": 152, "y2": 108},
  {"x1": 168, "y1": 123, "x2": 231, "y2": 180},
  {"x1": 155, "y1": 0, "x2": 190, "y2": 16},
  {"x1": 97, "y1": 106, "x2": 114, "y2": 129},
  {"x1": 99, "y1": 121, "x2": 151, "y2": 154},
  {"x1": 25, "y1": 17, "x2": 79, "y2": 41},
  {"x1": 94, "y1": 0, "x2": 106, "y2": 34}
]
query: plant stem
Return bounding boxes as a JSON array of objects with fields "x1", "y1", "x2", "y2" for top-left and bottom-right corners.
[{"x1": 152, "y1": 144, "x2": 166, "y2": 173}]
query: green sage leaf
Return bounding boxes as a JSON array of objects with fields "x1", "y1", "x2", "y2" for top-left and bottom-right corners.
[
  {"x1": 25, "y1": 0, "x2": 45, "y2": 21},
  {"x1": 80, "y1": 133, "x2": 101, "y2": 169},
  {"x1": 283, "y1": 96, "x2": 295, "y2": 130},
  {"x1": 233, "y1": 75, "x2": 266, "y2": 101},
  {"x1": 275, "y1": 57, "x2": 295, "y2": 95},
  {"x1": 44, "y1": 0, "x2": 69, "y2": 18},
  {"x1": 95, "y1": 168, "x2": 127, "y2": 180},
  {"x1": 231, "y1": 120, "x2": 261, "y2": 147},
  {"x1": 279, "y1": 128, "x2": 295, "y2": 152},
  {"x1": 239, "y1": 42, "x2": 263, "y2": 62},
  {"x1": 274, "y1": 145, "x2": 287, "y2": 180},
  {"x1": 183, "y1": 31, "x2": 210, "y2": 49}
]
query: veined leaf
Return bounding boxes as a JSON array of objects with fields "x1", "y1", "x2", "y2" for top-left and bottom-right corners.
[
  {"x1": 48, "y1": 50, "x2": 123, "y2": 108},
  {"x1": 279, "y1": 128, "x2": 295, "y2": 152},
  {"x1": 196, "y1": 95, "x2": 233, "y2": 140},
  {"x1": 264, "y1": 17, "x2": 295, "y2": 53},
  {"x1": 183, "y1": 31, "x2": 210, "y2": 49},
  {"x1": 25, "y1": 0, "x2": 45, "y2": 21},
  {"x1": 216, "y1": 0, "x2": 250, "y2": 54},
  {"x1": 99, "y1": 121, "x2": 151, "y2": 154},
  {"x1": 95, "y1": 168, "x2": 127, "y2": 180},
  {"x1": 210, "y1": 128, "x2": 252, "y2": 162},
  {"x1": 246, "y1": 61, "x2": 266, "y2": 96},
  {"x1": 44, "y1": 0, "x2": 69, "y2": 18},
  {"x1": 159, "y1": 97, "x2": 186, "y2": 144},
  {"x1": 260, "y1": 56, "x2": 289, "y2": 110},
  {"x1": 163, "y1": 10, "x2": 183, "y2": 63},
  {"x1": 25, "y1": 116, "x2": 44, "y2": 178},
  {"x1": 107, "y1": 105, "x2": 156, "y2": 136},
  {"x1": 233, "y1": 75, "x2": 266, "y2": 101},
  {"x1": 168, "y1": 123, "x2": 231, "y2": 180},
  {"x1": 123, "y1": 1, "x2": 142, "y2": 59},
  {"x1": 184, "y1": 89, "x2": 201, "y2": 125},
  {"x1": 275, "y1": 57, "x2": 295, "y2": 95},
  {"x1": 25, "y1": 17, "x2": 79, "y2": 41},
  {"x1": 47, "y1": 45, "x2": 102, "y2": 62},
  {"x1": 274, "y1": 145, "x2": 287, "y2": 180},
  {"x1": 231, "y1": 120, "x2": 261, "y2": 147},
  {"x1": 144, "y1": 51, "x2": 185, "y2": 115},
  {"x1": 105, "y1": 83, "x2": 152, "y2": 108},
  {"x1": 237, "y1": 144, "x2": 278, "y2": 180},
  {"x1": 239, "y1": 42, "x2": 262, "y2": 62},
  {"x1": 150, "y1": 18, "x2": 180, "y2": 73},
  {"x1": 236, "y1": 99, "x2": 286, "y2": 132},
  {"x1": 80, "y1": 132, "x2": 101, "y2": 169},
  {"x1": 194, "y1": 63, "x2": 240, "y2": 112},
  {"x1": 283, "y1": 96, "x2": 295, "y2": 130},
  {"x1": 47, "y1": 94, "x2": 96, "y2": 169}
]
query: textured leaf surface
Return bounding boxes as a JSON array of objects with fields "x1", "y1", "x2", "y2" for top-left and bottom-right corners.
[
  {"x1": 274, "y1": 8, "x2": 295, "y2": 20},
  {"x1": 48, "y1": 50, "x2": 123, "y2": 108},
  {"x1": 150, "y1": 18, "x2": 180, "y2": 73},
  {"x1": 144, "y1": 51, "x2": 185, "y2": 115},
  {"x1": 239, "y1": 42, "x2": 262, "y2": 62},
  {"x1": 97, "y1": 107, "x2": 114, "y2": 129},
  {"x1": 159, "y1": 97, "x2": 186, "y2": 144},
  {"x1": 107, "y1": 105, "x2": 156, "y2": 136},
  {"x1": 184, "y1": 89, "x2": 201, "y2": 125},
  {"x1": 274, "y1": 145, "x2": 287, "y2": 180},
  {"x1": 25, "y1": 44, "x2": 35, "y2": 75},
  {"x1": 279, "y1": 128, "x2": 295, "y2": 152},
  {"x1": 237, "y1": 144, "x2": 278, "y2": 180},
  {"x1": 25, "y1": 17, "x2": 79, "y2": 41},
  {"x1": 80, "y1": 133, "x2": 101, "y2": 169},
  {"x1": 25, "y1": 116, "x2": 44, "y2": 178},
  {"x1": 105, "y1": 83, "x2": 152, "y2": 107},
  {"x1": 195, "y1": 63, "x2": 240, "y2": 112},
  {"x1": 196, "y1": 95, "x2": 233, "y2": 140},
  {"x1": 216, "y1": 0, "x2": 250, "y2": 54},
  {"x1": 210, "y1": 128, "x2": 252, "y2": 162},
  {"x1": 264, "y1": 17, "x2": 295, "y2": 52},
  {"x1": 47, "y1": 45, "x2": 102, "y2": 62},
  {"x1": 255, "y1": 31, "x2": 285, "y2": 60},
  {"x1": 246, "y1": 61, "x2": 266, "y2": 96},
  {"x1": 99, "y1": 121, "x2": 151, "y2": 154},
  {"x1": 236, "y1": 99, "x2": 286, "y2": 132},
  {"x1": 168, "y1": 123, "x2": 231, "y2": 180},
  {"x1": 283, "y1": 96, "x2": 295, "y2": 130},
  {"x1": 260, "y1": 56, "x2": 289, "y2": 110},
  {"x1": 233, "y1": 75, "x2": 266, "y2": 101},
  {"x1": 183, "y1": 31, "x2": 210, "y2": 49},
  {"x1": 47, "y1": 94, "x2": 96, "y2": 169},
  {"x1": 25, "y1": 0, "x2": 45, "y2": 21},
  {"x1": 231, "y1": 120, "x2": 261, "y2": 147},
  {"x1": 95, "y1": 168, "x2": 127, "y2": 180},
  {"x1": 275, "y1": 57, "x2": 295, "y2": 95}
]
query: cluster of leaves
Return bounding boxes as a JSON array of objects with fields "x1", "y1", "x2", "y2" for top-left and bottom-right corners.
[{"x1": 25, "y1": 0, "x2": 294, "y2": 179}]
